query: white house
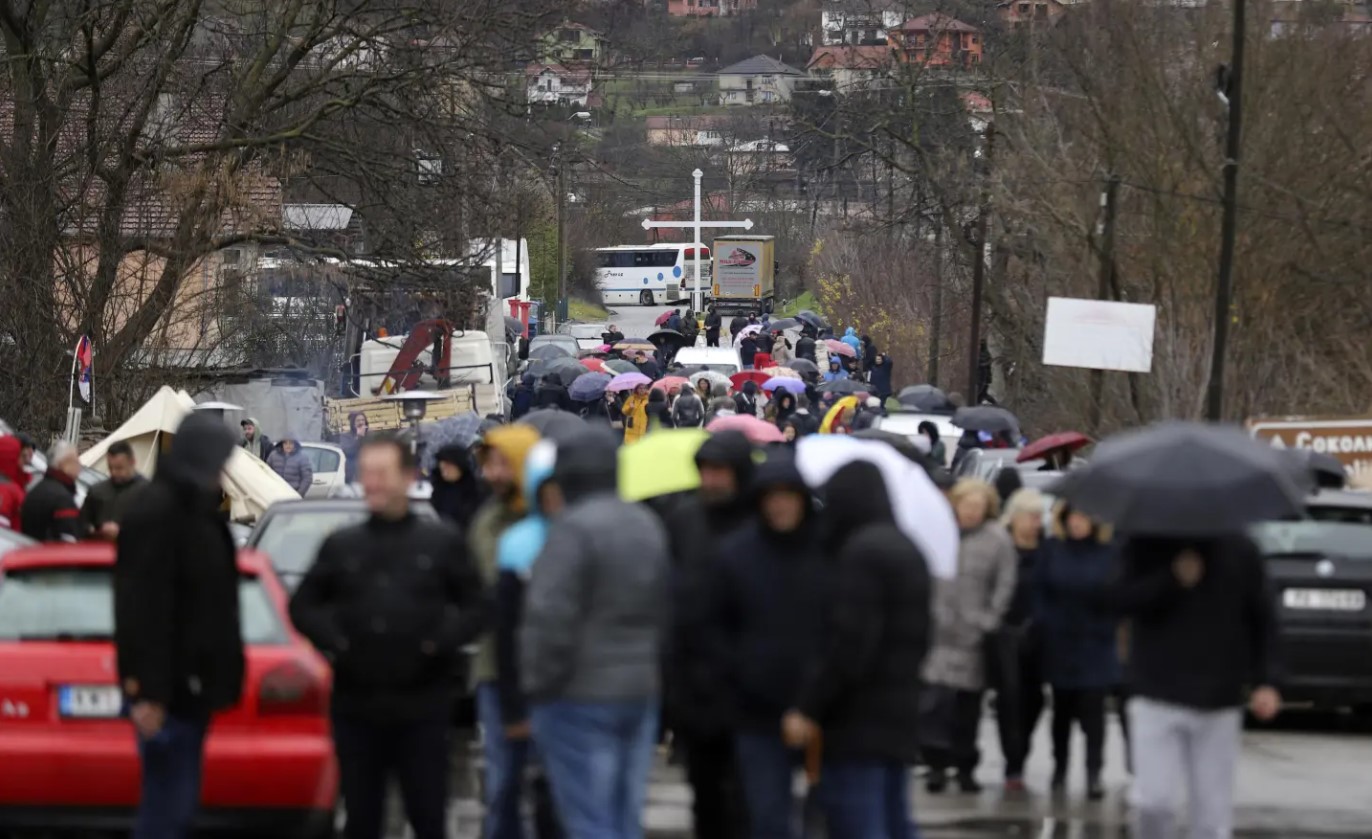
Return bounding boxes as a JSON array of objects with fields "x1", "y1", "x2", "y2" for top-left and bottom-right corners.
[
  {"x1": 821, "y1": 0, "x2": 907, "y2": 45},
  {"x1": 525, "y1": 63, "x2": 592, "y2": 107},
  {"x1": 716, "y1": 55, "x2": 806, "y2": 106}
]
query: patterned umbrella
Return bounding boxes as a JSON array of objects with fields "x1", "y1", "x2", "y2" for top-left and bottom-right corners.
[
  {"x1": 416, "y1": 412, "x2": 484, "y2": 474},
  {"x1": 580, "y1": 357, "x2": 609, "y2": 373},
  {"x1": 730, "y1": 371, "x2": 771, "y2": 390},
  {"x1": 761, "y1": 366, "x2": 800, "y2": 379},
  {"x1": 684, "y1": 369, "x2": 731, "y2": 394}
]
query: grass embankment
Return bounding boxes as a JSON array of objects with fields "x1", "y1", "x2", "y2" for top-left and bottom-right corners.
[
  {"x1": 776, "y1": 291, "x2": 818, "y2": 317},
  {"x1": 568, "y1": 298, "x2": 609, "y2": 321}
]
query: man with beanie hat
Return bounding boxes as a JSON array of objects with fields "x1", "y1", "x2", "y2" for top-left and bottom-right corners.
[
  {"x1": 114, "y1": 413, "x2": 243, "y2": 839},
  {"x1": 651, "y1": 431, "x2": 757, "y2": 839},
  {"x1": 522, "y1": 427, "x2": 671, "y2": 839},
  {"x1": 710, "y1": 452, "x2": 829, "y2": 839}
]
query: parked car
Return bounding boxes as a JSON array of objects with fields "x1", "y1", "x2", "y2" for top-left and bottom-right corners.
[
  {"x1": 952, "y1": 446, "x2": 1067, "y2": 491},
  {"x1": 557, "y1": 321, "x2": 611, "y2": 351},
  {"x1": 247, "y1": 498, "x2": 437, "y2": 594},
  {"x1": 0, "y1": 542, "x2": 337, "y2": 837},
  {"x1": 525, "y1": 333, "x2": 581, "y2": 360},
  {"x1": 298, "y1": 442, "x2": 347, "y2": 499},
  {"x1": 672, "y1": 346, "x2": 743, "y2": 376},
  {"x1": 872, "y1": 412, "x2": 961, "y2": 467},
  {"x1": 1250, "y1": 490, "x2": 1372, "y2": 717}
]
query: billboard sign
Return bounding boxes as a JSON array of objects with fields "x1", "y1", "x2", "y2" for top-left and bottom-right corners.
[
  {"x1": 1042, "y1": 297, "x2": 1156, "y2": 373},
  {"x1": 1249, "y1": 416, "x2": 1372, "y2": 486}
]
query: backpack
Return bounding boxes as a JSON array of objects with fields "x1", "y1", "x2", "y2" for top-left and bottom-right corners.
[{"x1": 673, "y1": 396, "x2": 704, "y2": 428}]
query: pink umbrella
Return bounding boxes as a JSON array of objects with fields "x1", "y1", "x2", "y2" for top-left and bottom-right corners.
[
  {"x1": 708, "y1": 413, "x2": 786, "y2": 444},
  {"x1": 606, "y1": 371, "x2": 652, "y2": 392},
  {"x1": 825, "y1": 339, "x2": 856, "y2": 358},
  {"x1": 652, "y1": 375, "x2": 690, "y2": 393},
  {"x1": 732, "y1": 323, "x2": 764, "y2": 348}
]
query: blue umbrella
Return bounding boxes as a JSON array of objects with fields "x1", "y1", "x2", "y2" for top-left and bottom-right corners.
[
  {"x1": 763, "y1": 377, "x2": 807, "y2": 395},
  {"x1": 569, "y1": 372, "x2": 613, "y2": 403}
]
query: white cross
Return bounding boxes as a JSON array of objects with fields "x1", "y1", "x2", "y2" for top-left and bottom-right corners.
[{"x1": 640, "y1": 168, "x2": 754, "y2": 312}]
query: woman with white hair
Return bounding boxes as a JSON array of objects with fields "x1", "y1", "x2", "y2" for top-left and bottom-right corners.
[{"x1": 995, "y1": 488, "x2": 1048, "y2": 792}]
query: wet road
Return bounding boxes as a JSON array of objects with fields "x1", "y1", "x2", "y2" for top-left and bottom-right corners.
[{"x1": 382, "y1": 709, "x2": 1371, "y2": 838}]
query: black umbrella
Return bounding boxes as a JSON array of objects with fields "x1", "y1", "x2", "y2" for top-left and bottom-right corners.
[
  {"x1": 527, "y1": 356, "x2": 583, "y2": 380},
  {"x1": 819, "y1": 379, "x2": 870, "y2": 396},
  {"x1": 503, "y1": 316, "x2": 525, "y2": 340},
  {"x1": 1285, "y1": 448, "x2": 1344, "y2": 490},
  {"x1": 788, "y1": 358, "x2": 820, "y2": 375},
  {"x1": 769, "y1": 317, "x2": 801, "y2": 332},
  {"x1": 796, "y1": 310, "x2": 828, "y2": 331},
  {"x1": 952, "y1": 406, "x2": 1021, "y2": 440},
  {"x1": 545, "y1": 364, "x2": 590, "y2": 388},
  {"x1": 648, "y1": 329, "x2": 691, "y2": 352},
  {"x1": 1056, "y1": 421, "x2": 1306, "y2": 536},
  {"x1": 897, "y1": 384, "x2": 954, "y2": 413},
  {"x1": 528, "y1": 343, "x2": 574, "y2": 361},
  {"x1": 517, "y1": 409, "x2": 588, "y2": 443}
]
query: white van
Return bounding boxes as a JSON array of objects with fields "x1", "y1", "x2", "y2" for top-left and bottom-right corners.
[
  {"x1": 357, "y1": 329, "x2": 496, "y2": 395},
  {"x1": 673, "y1": 347, "x2": 742, "y2": 376}
]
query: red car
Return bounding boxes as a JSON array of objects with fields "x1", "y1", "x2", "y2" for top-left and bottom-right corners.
[{"x1": 0, "y1": 542, "x2": 338, "y2": 837}]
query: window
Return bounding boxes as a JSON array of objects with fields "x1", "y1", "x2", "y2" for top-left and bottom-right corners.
[
  {"x1": 596, "y1": 251, "x2": 678, "y2": 269},
  {"x1": 0, "y1": 568, "x2": 286, "y2": 644},
  {"x1": 253, "y1": 509, "x2": 369, "y2": 577},
  {"x1": 301, "y1": 446, "x2": 341, "y2": 474},
  {"x1": 415, "y1": 152, "x2": 443, "y2": 184},
  {"x1": 1250, "y1": 520, "x2": 1372, "y2": 558},
  {"x1": 498, "y1": 271, "x2": 520, "y2": 299}
]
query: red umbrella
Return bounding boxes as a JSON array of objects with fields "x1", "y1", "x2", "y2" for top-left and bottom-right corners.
[
  {"x1": 652, "y1": 375, "x2": 690, "y2": 393},
  {"x1": 730, "y1": 371, "x2": 771, "y2": 390},
  {"x1": 655, "y1": 310, "x2": 673, "y2": 327},
  {"x1": 580, "y1": 357, "x2": 608, "y2": 373},
  {"x1": 1018, "y1": 431, "x2": 1093, "y2": 463}
]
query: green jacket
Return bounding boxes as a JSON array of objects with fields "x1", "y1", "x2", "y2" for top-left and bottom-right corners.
[
  {"x1": 467, "y1": 498, "x2": 524, "y2": 686},
  {"x1": 79, "y1": 476, "x2": 147, "y2": 534}
]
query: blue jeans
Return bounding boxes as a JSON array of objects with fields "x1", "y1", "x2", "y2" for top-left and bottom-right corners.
[
  {"x1": 133, "y1": 715, "x2": 208, "y2": 839},
  {"x1": 530, "y1": 699, "x2": 658, "y2": 839},
  {"x1": 734, "y1": 731, "x2": 800, "y2": 839},
  {"x1": 478, "y1": 682, "x2": 531, "y2": 839},
  {"x1": 816, "y1": 761, "x2": 918, "y2": 839}
]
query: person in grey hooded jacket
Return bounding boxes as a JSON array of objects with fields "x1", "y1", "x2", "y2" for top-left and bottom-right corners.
[
  {"x1": 522, "y1": 427, "x2": 670, "y2": 839},
  {"x1": 266, "y1": 438, "x2": 314, "y2": 497}
]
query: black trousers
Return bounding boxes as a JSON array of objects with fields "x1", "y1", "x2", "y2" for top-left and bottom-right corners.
[
  {"x1": 683, "y1": 733, "x2": 746, "y2": 839},
  {"x1": 925, "y1": 689, "x2": 983, "y2": 775},
  {"x1": 1051, "y1": 687, "x2": 1106, "y2": 777},
  {"x1": 706, "y1": 329, "x2": 721, "y2": 348},
  {"x1": 989, "y1": 628, "x2": 1045, "y2": 779},
  {"x1": 332, "y1": 713, "x2": 450, "y2": 839}
]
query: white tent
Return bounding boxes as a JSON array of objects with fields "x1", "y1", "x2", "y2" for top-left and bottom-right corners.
[{"x1": 81, "y1": 386, "x2": 299, "y2": 522}]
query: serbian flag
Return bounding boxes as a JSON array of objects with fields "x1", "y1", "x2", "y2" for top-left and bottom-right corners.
[{"x1": 75, "y1": 335, "x2": 93, "y2": 403}]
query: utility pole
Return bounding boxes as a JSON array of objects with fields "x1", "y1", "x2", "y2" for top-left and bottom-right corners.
[
  {"x1": 929, "y1": 222, "x2": 943, "y2": 386},
  {"x1": 1207, "y1": 0, "x2": 1246, "y2": 421},
  {"x1": 555, "y1": 146, "x2": 567, "y2": 325},
  {"x1": 1088, "y1": 174, "x2": 1120, "y2": 433},
  {"x1": 966, "y1": 124, "x2": 994, "y2": 402}
]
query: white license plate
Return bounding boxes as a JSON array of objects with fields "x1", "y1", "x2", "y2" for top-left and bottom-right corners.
[
  {"x1": 1282, "y1": 588, "x2": 1367, "y2": 611},
  {"x1": 58, "y1": 685, "x2": 123, "y2": 719}
]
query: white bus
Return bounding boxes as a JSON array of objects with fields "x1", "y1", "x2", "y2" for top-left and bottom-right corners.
[{"x1": 594, "y1": 243, "x2": 711, "y2": 306}]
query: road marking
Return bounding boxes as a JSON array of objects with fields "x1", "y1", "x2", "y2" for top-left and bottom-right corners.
[{"x1": 1038, "y1": 816, "x2": 1056, "y2": 839}]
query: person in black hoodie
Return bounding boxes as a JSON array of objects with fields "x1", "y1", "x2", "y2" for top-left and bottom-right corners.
[
  {"x1": 733, "y1": 380, "x2": 761, "y2": 417},
  {"x1": 711, "y1": 453, "x2": 828, "y2": 839},
  {"x1": 739, "y1": 333, "x2": 760, "y2": 369},
  {"x1": 114, "y1": 412, "x2": 243, "y2": 839},
  {"x1": 291, "y1": 435, "x2": 486, "y2": 839},
  {"x1": 705, "y1": 306, "x2": 722, "y2": 347},
  {"x1": 649, "y1": 431, "x2": 757, "y2": 839},
  {"x1": 1112, "y1": 534, "x2": 1279, "y2": 839},
  {"x1": 795, "y1": 333, "x2": 817, "y2": 364},
  {"x1": 785, "y1": 461, "x2": 931, "y2": 838},
  {"x1": 429, "y1": 444, "x2": 485, "y2": 532}
]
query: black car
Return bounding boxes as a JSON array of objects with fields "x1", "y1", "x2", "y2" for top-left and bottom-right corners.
[{"x1": 1250, "y1": 490, "x2": 1372, "y2": 716}]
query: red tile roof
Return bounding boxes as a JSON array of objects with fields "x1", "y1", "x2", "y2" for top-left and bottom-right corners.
[
  {"x1": 806, "y1": 45, "x2": 895, "y2": 70},
  {"x1": 895, "y1": 13, "x2": 981, "y2": 33}
]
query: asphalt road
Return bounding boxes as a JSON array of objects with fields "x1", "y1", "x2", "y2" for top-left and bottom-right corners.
[
  {"x1": 379, "y1": 709, "x2": 1371, "y2": 838},
  {"x1": 605, "y1": 302, "x2": 693, "y2": 345}
]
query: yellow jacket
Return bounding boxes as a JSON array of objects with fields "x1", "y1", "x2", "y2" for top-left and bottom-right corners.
[{"x1": 622, "y1": 392, "x2": 650, "y2": 443}]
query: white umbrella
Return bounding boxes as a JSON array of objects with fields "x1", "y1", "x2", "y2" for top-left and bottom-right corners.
[
  {"x1": 796, "y1": 435, "x2": 958, "y2": 579},
  {"x1": 732, "y1": 323, "x2": 763, "y2": 348}
]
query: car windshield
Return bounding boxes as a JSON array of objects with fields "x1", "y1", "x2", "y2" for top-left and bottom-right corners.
[
  {"x1": 252, "y1": 508, "x2": 369, "y2": 576},
  {"x1": 0, "y1": 567, "x2": 285, "y2": 643},
  {"x1": 565, "y1": 324, "x2": 605, "y2": 339},
  {"x1": 1250, "y1": 520, "x2": 1372, "y2": 558}
]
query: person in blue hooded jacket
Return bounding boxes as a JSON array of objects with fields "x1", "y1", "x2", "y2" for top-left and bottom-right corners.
[
  {"x1": 490, "y1": 439, "x2": 562, "y2": 839},
  {"x1": 840, "y1": 327, "x2": 862, "y2": 361}
]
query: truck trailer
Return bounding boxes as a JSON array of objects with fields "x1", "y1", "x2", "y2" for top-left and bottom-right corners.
[{"x1": 710, "y1": 235, "x2": 776, "y2": 315}]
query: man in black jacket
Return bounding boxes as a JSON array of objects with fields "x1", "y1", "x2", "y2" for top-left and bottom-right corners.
[
  {"x1": 1113, "y1": 535, "x2": 1279, "y2": 839},
  {"x1": 291, "y1": 435, "x2": 486, "y2": 839},
  {"x1": 704, "y1": 305, "x2": 722, "y2": 347},
  {"x1": 114, "y1": 413, "x2": 243, "y2": 839},
  {"x1": 711, "y1": 453, "x2": 829, "y2": 839},
  {"x1": 81, "y1": 440, "x2": 147, "y2": 541},
  {"x1": 20, "y1": 441, "x2": 83, "y2": 542},
  {"x1": 785, "y1": 461, "x2": 932, "y2": 836},
  {"x1": 652, "y1": 431, "x2": 756, "y2": 839}
]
